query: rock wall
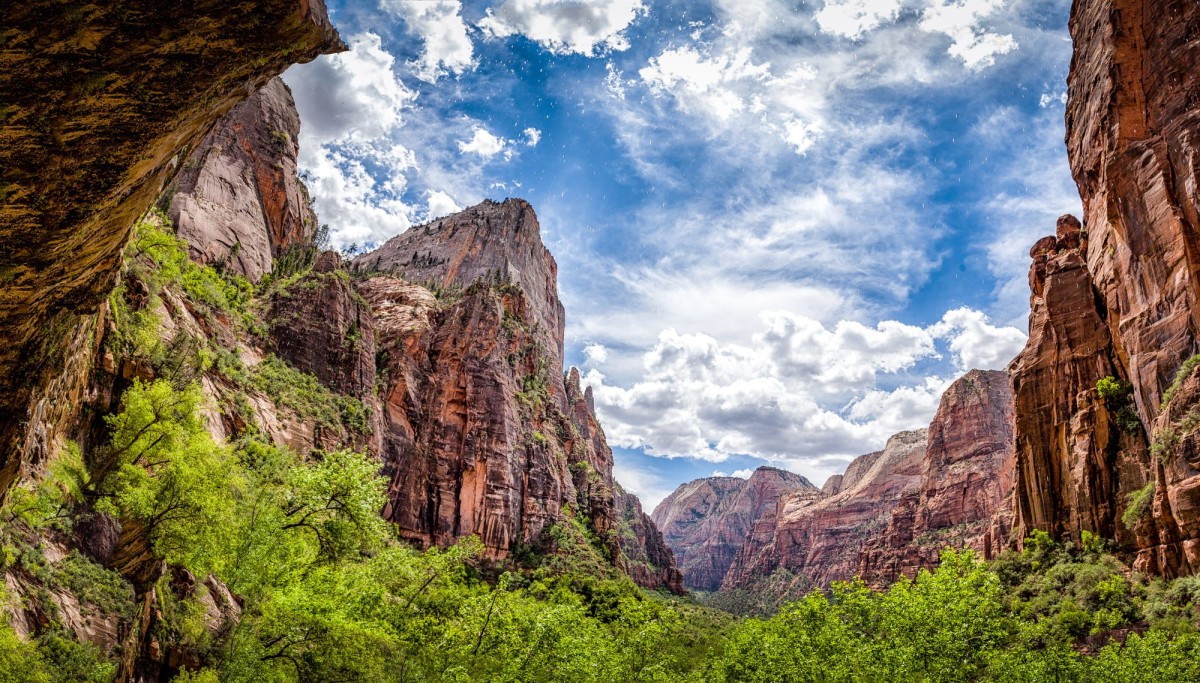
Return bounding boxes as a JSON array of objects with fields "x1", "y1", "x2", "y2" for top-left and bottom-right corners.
[
  {"x1": 357, "y1": 204, "x2": 681, "y2": 591},
  {"x1": 0, "y1": 0, "x2": 343, "y2": 499},
  {"x1": 615, "y1": 487, "x2": 686, "y2": 594},
  {"x1": 169, "y1": 78, "x2": 318, "y2": 282},
  {"x1": 658, "y1": 371, "x2": 1016, "y2": 593},
  {"x1": 1010, "y1": 0, "x2": 1200, "y2": 576},
  {"x1": 724, "y1": 430, "x2": 928, "y2": 590},
  {"x1": 651, "y1": 469, "x2": 815, "y2": 591}
]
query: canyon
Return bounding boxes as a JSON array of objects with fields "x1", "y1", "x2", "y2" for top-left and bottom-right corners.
[
  {"x1": 2, "y1": 0, "x2": 1200, "y2": 676},
  {"x1": 655, "y1": 370, "x2": 1015, "y2": 593}
]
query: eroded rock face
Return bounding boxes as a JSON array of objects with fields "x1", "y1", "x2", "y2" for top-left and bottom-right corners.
[
  {"x1": 858, "y1": 370, "x2": 1016, "y2": 582},
  {"x1": 1009, "y1": 218, "x2": 1150, "y2": 547},
  {"x1": 1010, "y1": 0, "x2": 1200, "y2": 570},
  {"x1": 169, "y1": 78, "x2": 318, "y2": 282},
  {"x1": 616, "y1": 488, "x2": 686, "y2": 594},
  {"x1": 356, "y1": 204, "x2": 680, "y2": 590},
  {"x1": 651, "y1": 468, "x2": 816, "y2": 591},
  {"x1": 354, "y1": 200, "x2": 567, "y2": 405},
  {"x1": 269, "y1": 252, "x2": 376, "y2": 399},
  {"x1": 0, "y1": 0, "x2": 343, "y2": 499},
  {"x1": 662, "y1": 372, "x2": 1016, "y2": 593},
  {"x1": 724, "y1": 431, "x2": 927, "y2": 590}
]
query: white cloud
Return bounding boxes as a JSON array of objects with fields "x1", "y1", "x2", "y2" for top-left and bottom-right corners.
[
  {"x1": 731, "y1": 468, "x2": 754, "y2": 479},
  {"x1": 929, "y1": 307, "x2": 1027, "y2": 371},
  {"x1": 382, "y1": 0, "x2": 476, "y2": 82},
  {"x1": 523, "y1": 127, "x2": 542, "y2": 146},
  {"x1": 426, "y1": 190, "x2": 462, "y2": 219},
  {"x1": 637, "y1": 43, "x2": 827, "y2": 155},
  {"x1": 478, "y1": 0, "x2": 647, "y2": 56},
  {"x1": 583, "y1": 343, "x2": 609, "y2": 365},
  {"x1": 284, "y1": 32, "x2": 416, "y2": 147},
  {"x1": 457, "y1": 126, "x2": 511, "y2": 159},
  {"x1": 814, "y1": 0, "x2": 902, "y2": 39},
  {"x1": 282, "y1": 33, "x2": 422, "y2": 247},
  {"x1": 919, "y1": 0, "x2": 1018, "y2": 70},
  {"x1": 582, "y1": 306, "x2": 1024, "y2": 467},
  {"x1": 1039, "y1": 91, "x2": 1067, "y2": 108}
]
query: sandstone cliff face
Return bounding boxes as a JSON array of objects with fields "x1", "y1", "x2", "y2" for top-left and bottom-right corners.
[
  {"x1": 1009, "y1": 216, "x2": 1149, "y2": 547},
  {"x1": 615, "y1": 487, "x2": 686, "y2": 594},
  {"x1": 1010, "y1": 0, "x2": 1200, "y2": 575},
  {"x1": 651, "y1": 468, "x2": 816, "y2": 591},
  {"x1": 858, "y1": 370, "x2": 1016, "y2": 582},
  {"x1": 0, "y1": 0, "x2": 343, "y2": 500},
  {"x1": 661, "y1": 371, "x2": 1016, "y2": 593},
  {"x1": 356, "y1": 205, "x2": 681, "y2": 591},
  {"x1": 355, "y1": 200, "x2": 568, "y2": 405},
  {"x1": 724, "y1": 431, "x2": 927, "y2": 591},
  {"x1": 169, "y1": 78, "x2": 318, "y2": 282}
]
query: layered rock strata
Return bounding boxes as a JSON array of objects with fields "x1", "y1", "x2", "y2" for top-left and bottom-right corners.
[
  {"x1": 1010, "y1": 0, "x2": 1200, "y2": 576},
  {"x1": 169, "y1": 78, "x2": 318, "y2": 282},
  {"x1": 356, "y1": 205, "x2": 682, "y2": 591},
  {"x1": 658, "y1": 371, "x2": 1016, "y2": 592},
  {"x1": 651, "y1": 469, "x2": 814, "y2": 591}
]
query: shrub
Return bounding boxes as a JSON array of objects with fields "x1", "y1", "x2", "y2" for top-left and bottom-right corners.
[{"x1": 1122, "y1": 482, "x2": 1155, "y2": 530}]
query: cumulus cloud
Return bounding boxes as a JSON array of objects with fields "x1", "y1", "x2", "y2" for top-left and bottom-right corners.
[
  {"x1": 523, "y1": 127, "x2": 542, "y2": 146},
  {"x1": 283, "y1": 33, "x2": 420, "y2": 246},
  {"x1": 731, "y1": 468, "x2": 755, "y2": 479},
  {"x1": 479, "y1": 0, "x2": 647, "y2": 56},
  {"x1": 583, "y1": 343, "x2": 609, "y2": 365},
  {"x1": 285, "y1": 32, "x2": 416, "y2": 147},
  {"x1": 814, "y1": 0, "x2": 903, "y2": 39},
  {"x1": 426, "y1": 190, "x2": 462, "y2": 219},
  {"x1": 929, "y1": 307, "x2": 1027, "y2": 371},
  {"x1": 458, "y1": 126, "x2": 511, "y2": 159},
  {"x1": 581, "y1": 307, "x2": 1023, "y2": 466},
  {"x1": 382, "y1": 0, "x2": 476, "y2": 81},
  {"x1": 638, "y1": 44, "x2": 823, "y2": 154},
  {"x1": 919, "y1": 0, "x2": 1017, "y2": 70}
]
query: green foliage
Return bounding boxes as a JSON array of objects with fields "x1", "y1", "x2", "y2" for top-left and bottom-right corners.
[
  {"x1": 1161, "y1": 354, "x2": 1200, "y2": 408},
  {"x1": 249, "y1": 355, "x2": 372, "y2": 434},
  {"x1": 1096, "y1": 376, "x2": 1142, "y2": 434},
  {"x1": 1123, "y1": 482, "x2": 1155, "y2": 530},
  {"x1": 93, "y1": 380, "x2": 241, "y2": 576},
  {"x1": 711, "y1": 546, "x2": 1200, "y2": 683}
]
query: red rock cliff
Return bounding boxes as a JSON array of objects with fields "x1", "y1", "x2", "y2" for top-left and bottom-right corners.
[
  {"x1": 662, "y1": 371, "x2": 1015, "y2": 593},
  {"x1": 651, "y1": 469, "x2": 815, "y2": 591},
  {"x1": 356, "y1": 204, "x2": 682, "y2": 591},
  {"x1": 169, "y1": 78, "x2": 319, "y2": 282},
  {"x1": 1010, "y1": 0, "x2": 1200, "y2": 576}
]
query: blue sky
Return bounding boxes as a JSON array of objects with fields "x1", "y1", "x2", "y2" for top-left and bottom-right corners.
[{"x1": 283, "y1": 0, "x2": 1080, "y2": 509}]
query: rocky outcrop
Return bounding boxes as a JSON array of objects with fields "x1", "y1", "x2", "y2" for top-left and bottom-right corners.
[
  {"x1": 353, "y1": 199, "x2": 567, "y2": 404},
  {"x1": 1009, "y1": 216, "x2": 1148, "y2": 548},
  {"x1": 1010, "y1": 0, "x2": 1200, "y2": 574},
  {"x1": 662, "y1": 371, "x2": 1016, "y2": 593},
  {"x1": 651, "y1": 468, "x2": 816, "y2": 591},
  {"x1": 724, "y1": 431, "x2": 927, "y2": 590},
  {"x1": 357, "y1": 204, "x2": 676, "y2": 591},
  {"x1": 0, "y1": 0, "x2": 343, "y2": 500},
  {"x1": 858, "y1": 370, "x2": 1016, "y2": 582},
  {"x1": 615, "y1": 487, "x2": 685, "y2": 594},
  {"x1": 169, "y1": 78, "x2": 318, "y2": 282},
  {"x1": 269, "y1": 252, "x2": 376, "y2": 400}
]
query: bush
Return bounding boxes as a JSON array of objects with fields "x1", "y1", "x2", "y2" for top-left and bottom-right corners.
[{"x1": 1123, "y1": 482, "x2": 1155, "y2": 530}]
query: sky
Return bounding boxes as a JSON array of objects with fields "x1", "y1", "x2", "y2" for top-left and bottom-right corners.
[{"x1": 282, "y1": 0, "x2": 1080, "y2": 510}]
